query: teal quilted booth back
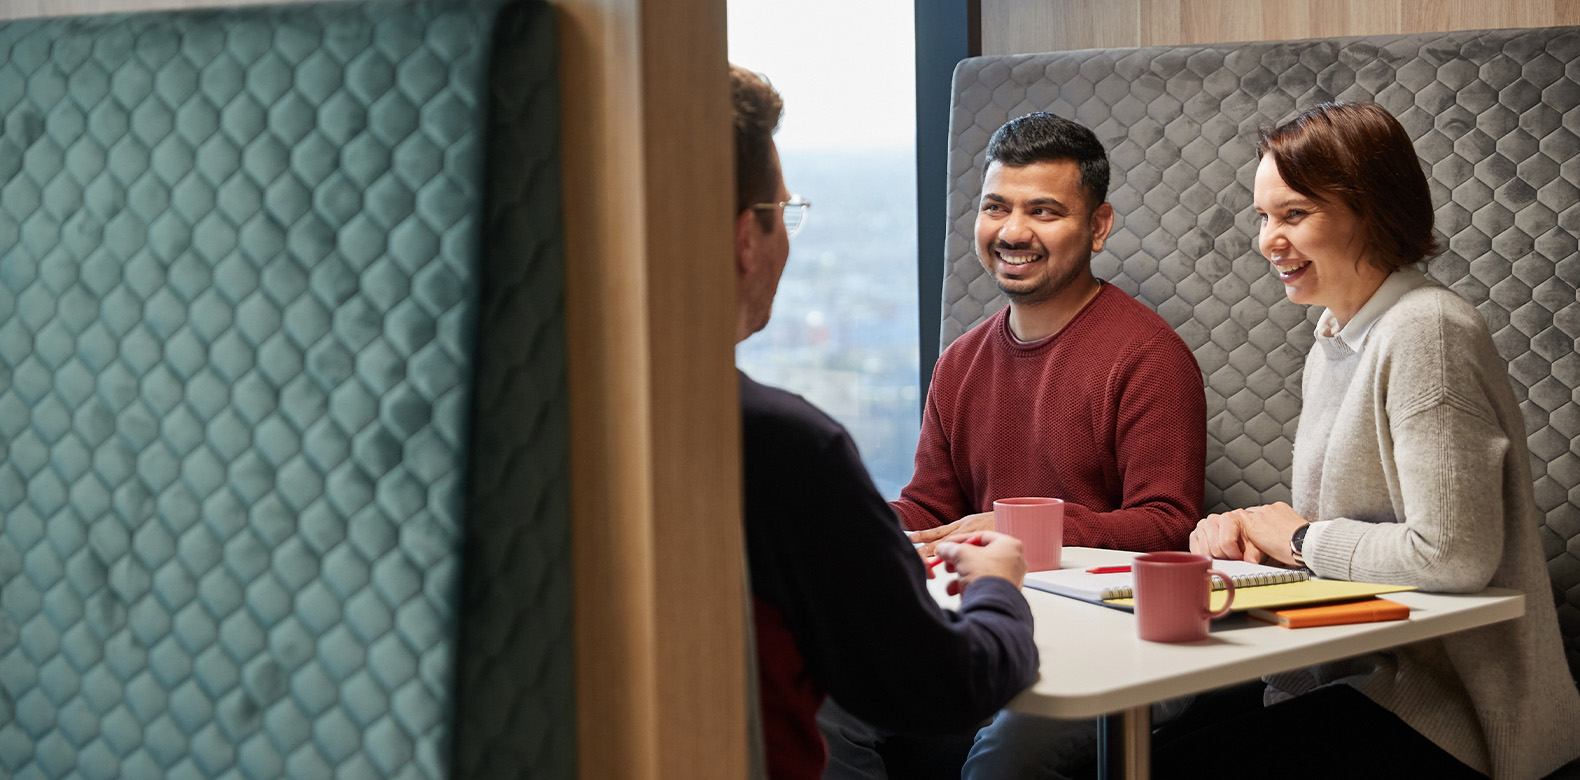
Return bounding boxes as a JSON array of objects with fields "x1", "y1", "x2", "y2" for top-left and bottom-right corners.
[{"x1": 0, "y1": 1, "x2": 573, "y2": 778}]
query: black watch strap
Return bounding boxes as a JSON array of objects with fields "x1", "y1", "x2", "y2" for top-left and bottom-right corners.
[{"x1": 1290, "y1": 523, "x2": 1310, "y2": 567}]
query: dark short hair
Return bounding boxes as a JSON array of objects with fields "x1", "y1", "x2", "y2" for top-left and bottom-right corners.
[
  {"x1": 1259, "y1": 101, "x2": 1439, "y2": 270},
  {"x1": 731, "y1": 66, "x2": 783, "y2": 231},
  {"x1": 985, "y1": 112, "x2": 1110, "y2": 211}
]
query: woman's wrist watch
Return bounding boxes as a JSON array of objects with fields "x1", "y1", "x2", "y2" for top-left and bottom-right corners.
[{"x1": 1290, "y1": 523, "x2": 1310, "y2": 567}]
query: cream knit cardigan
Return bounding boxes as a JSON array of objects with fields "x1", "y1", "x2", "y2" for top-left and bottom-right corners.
[{"x1": 1267, "y1": 281, "x2": 1580, "y2": 779}]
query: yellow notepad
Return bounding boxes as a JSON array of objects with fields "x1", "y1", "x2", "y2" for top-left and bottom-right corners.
[{"x1": 1104, "y1": 578, "x2": 1417, "y2": 612}]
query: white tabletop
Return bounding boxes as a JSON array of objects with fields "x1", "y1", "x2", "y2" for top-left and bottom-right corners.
[{"x1": 932, "y1": 547, "x2": 1525, "y2": 720}]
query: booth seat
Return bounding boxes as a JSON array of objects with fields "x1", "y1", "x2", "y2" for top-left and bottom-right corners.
[
  {"x1": 942, "y1": 26, "x2": 1580, "y2": 690},
  {"x1": 0, "y1": 1, "x2": 573, "y2": 778}
]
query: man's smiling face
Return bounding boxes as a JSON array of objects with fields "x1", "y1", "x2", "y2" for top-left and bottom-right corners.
[{"x1": 974, "y1": 159, "x2": 1109, "y2": 306}]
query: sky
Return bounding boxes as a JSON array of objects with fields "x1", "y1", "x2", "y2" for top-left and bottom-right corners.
[{"x1": 727, "y1": 0, "x2": 916, "y2": 150}]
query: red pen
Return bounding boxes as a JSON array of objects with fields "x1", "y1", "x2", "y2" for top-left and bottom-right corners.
[
  {"x1": 926, "y1": 535, "x2": 988, "y2": 568},
  {"x1": 1085, "y1": 566, "x2": 1131, "y2": 574}
]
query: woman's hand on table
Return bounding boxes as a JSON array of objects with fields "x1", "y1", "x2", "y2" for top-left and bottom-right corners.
[
  {"x1": 932, "y1": 531, "x2": 1027, "y2": 595},
  {"x1": 910, "y1": 512, "x2": 994, "y2": 557},
  {"x1": 1190, "y1": 501, "x2": 1309, "y2": 566}
]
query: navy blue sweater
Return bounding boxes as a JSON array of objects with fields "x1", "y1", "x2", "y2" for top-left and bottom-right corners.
[{"x1": 740, "y1": 371, "x2": 1039, "y2": 779}]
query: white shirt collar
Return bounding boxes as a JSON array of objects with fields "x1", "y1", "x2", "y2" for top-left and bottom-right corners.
[{"x1": 1316, "y1": 267, "x2": 1431, "y2": 350}]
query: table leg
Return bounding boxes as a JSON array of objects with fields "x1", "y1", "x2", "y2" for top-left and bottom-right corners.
[{"x1": 1096, "y1": 705, "x2": 1151, "y2": 780}]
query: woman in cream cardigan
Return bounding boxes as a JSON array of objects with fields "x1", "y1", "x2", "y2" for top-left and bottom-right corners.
[{"x1": 1181, "y1": 101, "x2": 1580, "y2": 779}]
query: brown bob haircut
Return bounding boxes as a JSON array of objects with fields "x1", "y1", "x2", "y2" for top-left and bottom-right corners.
[
  {"x1": 1259, "y1": 101, "x2": 1439, "y2": 271},
  {"x1": 731, "y1": 65, "x2": 784, "y2": 231}
]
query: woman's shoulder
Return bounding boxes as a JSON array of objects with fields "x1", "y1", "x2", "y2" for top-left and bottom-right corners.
[
  {"x1": 1370, "y1": 283, "x2": 1509, "y2": 407},
  {"x1": 1377, "y1": 282, "x2": 1491, "y2": 343}
]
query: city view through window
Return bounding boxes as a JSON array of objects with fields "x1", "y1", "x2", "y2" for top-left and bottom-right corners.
[{"x1": 728, "y1": 1, "x2": 921, "y2": 498}]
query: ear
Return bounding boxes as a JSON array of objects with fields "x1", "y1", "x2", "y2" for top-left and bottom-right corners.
[
  {"x1": 1089, "y1": 202, "x2": 1115, "y2": 254},
  {"x1": 735, "y1": 208, "x2": 761, "y2": 278}
]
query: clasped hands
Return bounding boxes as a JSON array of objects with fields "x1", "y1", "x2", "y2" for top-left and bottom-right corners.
[{"x1": 1189, "y1": 501, "x2": 1308, "y2": 567}]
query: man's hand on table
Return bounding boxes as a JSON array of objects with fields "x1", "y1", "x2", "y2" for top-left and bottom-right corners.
[
  {"x1": 910, "y1": 511, "x2": 994, "y2": 557},
  {"x1": 932, "y1": 531, "x2": 1027, "y2": 595}
]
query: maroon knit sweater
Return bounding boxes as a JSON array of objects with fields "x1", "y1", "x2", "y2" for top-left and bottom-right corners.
[{"x1": 894, "y1": 282, "x2": 1206, "y2": 551}]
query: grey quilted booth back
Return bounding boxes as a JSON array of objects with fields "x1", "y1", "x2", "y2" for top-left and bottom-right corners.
[
  {"x1": 944, "y1": 28, "x2": 1580, "y2": 682},
  {"x1": 0, "y1": 2, "x2": 573, "y2": 778}
]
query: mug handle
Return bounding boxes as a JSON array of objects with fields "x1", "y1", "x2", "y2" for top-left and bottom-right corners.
[{"x1": 1205, "y1": 570, "x2": 1236, "y2": 619}]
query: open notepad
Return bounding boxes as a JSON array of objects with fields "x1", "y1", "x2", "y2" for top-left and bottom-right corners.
[
  {"x1": 1025, "y1": 558, "x2": 1305, "y2": 602},
  {"x1": 1024, "y1": 559, "x2": 1416, "y2": 612}
]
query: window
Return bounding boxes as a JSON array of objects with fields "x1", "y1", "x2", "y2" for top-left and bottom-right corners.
[{"x1": 728, "y1": 0, "x2": 920, "y2": 498}]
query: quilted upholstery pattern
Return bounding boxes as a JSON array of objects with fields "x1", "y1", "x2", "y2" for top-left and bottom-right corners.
[
  {"x1": 944, "y1": 28, "x2": 1580, "y2": 681},
  {"x1": 450, "y1": 2, "x2": 572, "y2": 778},
  {"x1": 0, "y1": 2, "x2": 572, "y2": 778}
]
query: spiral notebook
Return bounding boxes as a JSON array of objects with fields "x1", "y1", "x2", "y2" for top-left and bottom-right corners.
[{"x1": 1024, "y1": 558, "x2": 1309, "y2": 604}]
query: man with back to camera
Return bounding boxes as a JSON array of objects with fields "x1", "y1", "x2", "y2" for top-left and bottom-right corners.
[
  {"x1": 819, "y1": 113, "x2": 1209, "y2": 778},
  {"x1": 729, "y1": 64, "x2": 1040, "y2": 780}
]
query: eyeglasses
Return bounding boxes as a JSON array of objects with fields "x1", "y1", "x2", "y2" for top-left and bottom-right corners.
[{"x1": 750, "y1": 195, "x2": 812, "y2": 237}]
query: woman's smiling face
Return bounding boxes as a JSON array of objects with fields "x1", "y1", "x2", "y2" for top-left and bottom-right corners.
[{"x1": 1253, "y1": 154, "x2": 1388, "y2": 326}]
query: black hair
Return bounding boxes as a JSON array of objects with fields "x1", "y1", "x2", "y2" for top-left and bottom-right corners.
[{"x1": 985, "y1": 112, "x2": 1110, "y2": 210}]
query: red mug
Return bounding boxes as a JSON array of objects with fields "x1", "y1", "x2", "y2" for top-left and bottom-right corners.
[
  {"x1": 993, "y1": 497, "x2": 1063, "y2": 571},
  {"x1": 1133, "y1": 552, "x2": 1236, "y2": 642}
]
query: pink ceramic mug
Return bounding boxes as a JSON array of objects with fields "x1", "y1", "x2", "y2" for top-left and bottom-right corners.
[
  {"x1": 993, "y1": 497, "x2": 1063, "y2": 571},
  {"x1": 1133, "y1": 552, "x2": 1236, "y2": 642}
]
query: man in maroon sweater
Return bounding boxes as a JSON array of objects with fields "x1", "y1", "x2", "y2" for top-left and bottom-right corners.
[
  {"x1": 820, "y1": 114, "x2": 1207, "y2": 779},
  {"x1": 904, "y1": 112, "x2": 1206, "y2": 555}
]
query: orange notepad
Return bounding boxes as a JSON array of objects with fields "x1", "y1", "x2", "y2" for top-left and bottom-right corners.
[{"x1": 1248, "y1": 598, "x2": 1410, "y2": 628}]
